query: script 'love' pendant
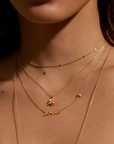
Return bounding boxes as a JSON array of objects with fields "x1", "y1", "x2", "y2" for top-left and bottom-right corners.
[
  {"x1": 47, "y1": 97, "x2": 56, "y2": 106},
  {"x1": 44, "y1": 111, "x2": 60, "y2": 116}
]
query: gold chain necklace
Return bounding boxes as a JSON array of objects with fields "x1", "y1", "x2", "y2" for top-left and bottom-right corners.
[
  {"x1": 75, "y1": 46, "x2": 111, "y2": 144},
  {"x1": 17, "y1": 44, "x2": 106, "y2": 107},
  {"x1": 18, "y1": 42, "x2": 105, "y2": 68},
  {"x1": 13, "y1": 46, "x2": 111, "y2": 144},
  {"x1": 15, "y1": 44, "x2": 108, "y2": 116}
]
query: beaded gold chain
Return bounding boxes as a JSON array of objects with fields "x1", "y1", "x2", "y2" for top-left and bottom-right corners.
[
  {"x1": 18, "y1": 43, "x2": 105, "y2": 68},
  {"x1": 17, "y1": 43, "x2": 106, "y2": 107}
]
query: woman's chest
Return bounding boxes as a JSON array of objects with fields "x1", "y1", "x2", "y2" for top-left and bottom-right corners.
[{"x1": 0, "y1": 89, "x2": 114, "y2": 144}]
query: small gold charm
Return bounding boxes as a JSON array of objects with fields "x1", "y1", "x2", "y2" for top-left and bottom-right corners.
[
  {"x1": 43, "y1": 111, "x2": 60, "y2": 116},
  {"x1": 43, "y1": 111, "x2": 50, "y2": 116},
  {"x1": 54, "y1": 111, "x2": 60, "y2": 115},
  {"x1": 76, "y1": 93, "x2": 82, "y2": 98},
  {"x1": 47, "y1": 97, "x2": 56, "y2": 106}
]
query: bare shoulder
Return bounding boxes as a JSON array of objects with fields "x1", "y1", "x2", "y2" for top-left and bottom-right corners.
[
  {"x1": 0, "y1": 52, "x2": 17, "y2": 102},
  {"x1": 103, "y1": 46, "x2": 114, "y2": 81},
  {"x1": 97, "y1": 46, "x2": 114, "y2": 109},
  {"x1": 0, "y1": 52, "x2": 17, "y2": 81},
  {"x1": 0, "y1": 52, "x2": 18, "y2": 143},
  {"x1": 100, "y1": 46, "x2": 114, "y2": 89}
]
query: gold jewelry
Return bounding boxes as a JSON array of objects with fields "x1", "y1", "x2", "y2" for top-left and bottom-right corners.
[
  {"x1": 13, "y1": 45, "x2": 111, "y2": 144},
  {"x1": 17, "y1": 43, "x2": 106, "y2": 107},
  {"x1": 75, "y1": 46, "x2": 111, "y2": 144},
  {"x1": 15, "y1": 44, "x2": 108, "y2": 116},
  {"x1": 18, "y1": 42, "x2": 105, "y2": 68}
]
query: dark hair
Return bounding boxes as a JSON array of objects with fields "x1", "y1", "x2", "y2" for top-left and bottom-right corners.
[
  {"x1": 0, "y1": 0, "x2": 20, "y2": 59},
  {"x1": 0, "y1": 0, "x2": 113, "y2": 59},
  {"x1": 98, "y1": 0, "x2": 114, "y2": 45}
]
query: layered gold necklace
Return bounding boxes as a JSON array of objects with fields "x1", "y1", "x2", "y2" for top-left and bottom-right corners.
[
  {"x1": 13, "y1": 43, "x2": 111, "y2": 144},
  {"x1": 16, "y1": 43, "x2": 107, "y2": 116},
  {"x1": 17, "y1": 43, "x2": 106, "y2": 107}
]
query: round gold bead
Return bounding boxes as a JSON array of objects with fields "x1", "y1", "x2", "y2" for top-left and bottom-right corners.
[
  {"x1": 54, "y1": 111, "x2": 60, "y2": 114},
  {"x1": 76, "y1": 93, "x2": 82, "y2": 98}
]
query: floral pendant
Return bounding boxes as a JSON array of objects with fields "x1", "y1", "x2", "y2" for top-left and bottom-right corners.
[{"x1": 47, "y1": 97, "x2": 56, "y2": 106}]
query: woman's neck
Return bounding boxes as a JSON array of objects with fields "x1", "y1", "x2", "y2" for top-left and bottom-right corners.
[{"x1": 19, "y1": 0, "x2": 105, "y2": 65}]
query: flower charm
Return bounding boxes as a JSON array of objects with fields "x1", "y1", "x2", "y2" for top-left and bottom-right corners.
[{"x1": 47, "y1": 97, "x2": 56, "y2": 106}]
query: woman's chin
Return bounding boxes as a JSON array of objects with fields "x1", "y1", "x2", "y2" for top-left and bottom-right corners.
[
  {"x1": 19, "y1": 5, "x2": 74, "y2": 24},
  {"x1": 16, "y1": 0, "x2": 90, "y2": 24}
]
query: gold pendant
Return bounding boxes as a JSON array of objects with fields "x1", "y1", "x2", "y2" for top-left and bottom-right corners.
[
  {"x1": 76, "y1": 93, "x2": 82, "y2": 98},
  {"x1": 47, "y1": 97, "x2": 56, "y2": 106},
  {"x1": 44, "y1": 111, "x2": 60, "y2": 116}
]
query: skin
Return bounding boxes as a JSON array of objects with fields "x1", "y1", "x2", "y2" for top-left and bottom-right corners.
[{"x1": 0, "y1": 0, "x2": 114, "y2": 143}]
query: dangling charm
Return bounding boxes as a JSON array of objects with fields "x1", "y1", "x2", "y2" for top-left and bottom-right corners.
[
  {"x1": 47, "y1": 97, "x2": 56, "y2": 106},
  {"x1": 76, "y1": 93, "x2": 82, "y2": 98}
]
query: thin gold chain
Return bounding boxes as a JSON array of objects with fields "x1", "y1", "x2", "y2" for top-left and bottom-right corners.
[
  {"x1": 13, "y1": 45, "x2": 111, "y2": 144},
  {"x1": 17, "y1": 44, "x2": 106, "y2": 104},
  {"x1": 75, "y1": 46, "x2": 111, "y2": 144},
  {"x1": 59, "y1": 44, "x2": 108, "y2": 112},
  {"x1": 14, "y1": 72, "x2": 22, "y2": 144},
  {"x1": 18, "y1": 42, "x2": 105, "y2": 68},
  {"x1": 15, "y1": 44, "x2": 108, "y2": 116}
]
